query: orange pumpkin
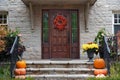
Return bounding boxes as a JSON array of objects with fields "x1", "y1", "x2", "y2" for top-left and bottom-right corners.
[
  {"x1": 16, "y1": 60, "x2": 26, "y2": 68},
  {"x1": 14, "y1": 68, "x2": 26, "y2": 75},
  {"x1": 94, "y1": 69, "x2": 107, "y2": 75},
  {"x1": 15, "y1": 75, "x2": 26, "y2": 79},
  {"x1": 94, "y1": 58, "x2": 105, "y2": 69}
]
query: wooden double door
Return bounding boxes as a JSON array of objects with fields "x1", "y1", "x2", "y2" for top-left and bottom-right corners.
[{"x1": 42, "y1": 9, "x2": 79, "y2": 59}]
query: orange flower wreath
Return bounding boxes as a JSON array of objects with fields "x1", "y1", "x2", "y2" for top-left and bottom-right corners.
[{"x1": 53, "y1": 15, "x2": 67, "y2": 30}]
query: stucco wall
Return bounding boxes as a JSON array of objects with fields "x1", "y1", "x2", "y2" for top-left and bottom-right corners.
[{"x1": 0, "y1": 0, "x2": 120, "y2": 60}]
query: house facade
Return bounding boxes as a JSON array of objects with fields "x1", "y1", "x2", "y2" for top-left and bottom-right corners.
[{"x1": 0, "y1": 0, "x2": 120, "y2": 60}]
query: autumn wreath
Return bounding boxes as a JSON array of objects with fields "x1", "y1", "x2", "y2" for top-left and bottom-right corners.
[{"x1": 53, "y1": 15, "x2": 67, "y2": 30}]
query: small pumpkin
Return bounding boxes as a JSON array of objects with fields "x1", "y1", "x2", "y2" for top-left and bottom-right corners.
[
  {"x1": 14, "y1": 68, "x2": 26, "y2": 75},
  {"x1": 94, "y1": 58, "x2": 105, "y2": 69},
  {"x1": 96, "y1": 74, "x2": 105, "y2": 78},
  {"x1": 15, "y1": 75, "x2": 26, "y2": 79},
  {"x1": 94, "y1": 69, "x2": 107, "y2": 75},
  {"x1": 16, "y1": 56, "x2": 26, "y2": 68}
]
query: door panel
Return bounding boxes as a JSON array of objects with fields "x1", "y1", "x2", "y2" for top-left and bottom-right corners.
[
  {"x1": 49, "y1": 10, "x2": 70, "y2": 58},
  {"x1": 42, "y1": 9, "x2": 79, "y2": 59}
]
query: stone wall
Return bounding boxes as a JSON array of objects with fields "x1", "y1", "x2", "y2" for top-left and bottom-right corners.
[
  {"x1": 0, "y1": 0, "x2": 41, "y2": 60},
  {"x1": 81, "y1": 0, "x2": 120, "y2": 45},
  {"x1": 0, "y1": 0, "x2": 120, "y2": 60},
  {"x1": 80, "y1": 0, "x2": 120, "y2": 59}
]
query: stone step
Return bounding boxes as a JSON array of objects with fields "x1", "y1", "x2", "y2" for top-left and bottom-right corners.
[
  {"x1": 27, "y1": 68, "x2": 95, "y2": 72},
  {"x1": 26, "y1": 60, "x2": 93, "y2": 65},
  {"x1": 26, "y1": 60, "x2": 96, "y2": 79},
  {"x1": 26, "y1": 68, "x2": 95, "y2": 75},
  {"x1": 26, "y1": 60, "x2": 93, "y2": 68},
  {"x1": 26, "y1": 74, "x2": 94, "y2": 80}
]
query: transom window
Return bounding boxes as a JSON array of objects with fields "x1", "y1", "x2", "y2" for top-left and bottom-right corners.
[{"x1": 0, "y1": 12, "x2": 8, "y2": 25}]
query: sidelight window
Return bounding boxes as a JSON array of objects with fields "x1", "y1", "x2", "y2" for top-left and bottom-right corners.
[
  {"x1": 42, "y1": 11, "x2": 49, "y2": 43},
  {"x1": 71, "y1": 11, "x2": 79, "y2": 43}
]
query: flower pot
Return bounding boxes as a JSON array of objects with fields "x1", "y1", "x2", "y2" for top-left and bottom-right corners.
[{"x1": 87, "y1": 50, "x2": 94, "y2": 62}]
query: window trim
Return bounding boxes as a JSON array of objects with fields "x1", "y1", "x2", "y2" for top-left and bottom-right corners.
[
  {"x1": 113, "y1": 12, "x2": 120, "y2": 25},
  {"x1": 113, "y1": 12, "x2": 120, "y2": 35},
  {"x1": 0, "y1": 12, "x2": 8, "y2": 25}
]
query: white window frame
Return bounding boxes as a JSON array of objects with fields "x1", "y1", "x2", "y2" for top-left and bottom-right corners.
[
  {"x1": 112, "y1": 12, "x2": 120, "y2": 35},
  {"x1": 114, "y1": 13, "x2": 120, "y2": 25},
  {"x1": 0, "y1": 12, "x2": 8, "y2": 26}
]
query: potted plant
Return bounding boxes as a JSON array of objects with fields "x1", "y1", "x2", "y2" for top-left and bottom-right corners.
[
  {"x1": 0, "y1": 25, "x2": 9, "y2": 61},
  {"x1": 82, "y1": 42, "x2": 99, "y2": 62},
  {"x1": 5, "y1": 28, "x2": 25, "y2": 57},
  {"x1": 0, "y1": 26, "x2": 25, "y2": 61},
  {"x1": 94, "y1": 28, "x2": 106, "y2": 58}
]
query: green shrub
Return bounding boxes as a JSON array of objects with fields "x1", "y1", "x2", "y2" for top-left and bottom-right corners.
[
  {"x1": 0, "y1": 64, "x2": 10, "y2": 78},
  {"x1": 88, "y1": 62, "x2": 120, "y2": 80},
  {"x1": 88, "y1": 77, "x2": 120, "y2": 80},
  {"x1": 0, "y1": 64, "x2": 34, "y2": 80}
]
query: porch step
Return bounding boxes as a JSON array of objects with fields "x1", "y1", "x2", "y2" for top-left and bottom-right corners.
[
  {"x1": 27, "y1": 68, "x2": 95, "y2": 72},
  {"x1": 26, "y1": 68, "x2": 95, "y2": 74},
  {"x1": 26, "y1": 60, "x2": 94, "y2": 68},
  {"x1": 26, "y1": 60, "x2": 93, "y2": 64},
  {"x1": 26, "y1": 60, "x2": 96, "y2": 80},
  {"x1": 26, "y1": 74, "x2": 94, "y2": 80}
]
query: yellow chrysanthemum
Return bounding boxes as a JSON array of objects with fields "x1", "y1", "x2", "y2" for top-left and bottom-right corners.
[
  {"x1": 91, "y1": 43, "x2": 98, "y2": 48},
  {"x1": 94, "y1": 44, "x2": 99, "y2": 48},
  {"x1": 89, "y1": 44, "x2": 94, "y2": 49},
  {"x1": 82, "y1": 44, "x2": 88, "y2": 50},
  {"x1": 82, "y1": 42, "x2": 99, "y2": 52}
]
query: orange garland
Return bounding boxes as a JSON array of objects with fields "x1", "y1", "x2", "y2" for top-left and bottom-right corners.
[{"x1": 53, "y1": 15, "x2": 67, "y2": 30}]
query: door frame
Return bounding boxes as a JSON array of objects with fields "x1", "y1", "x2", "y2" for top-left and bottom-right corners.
[{"x1": 41, "y1": 9, "x2": 80, "y2": 59}]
